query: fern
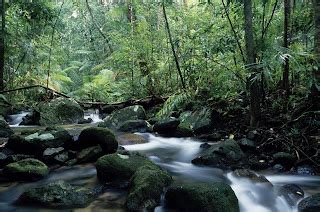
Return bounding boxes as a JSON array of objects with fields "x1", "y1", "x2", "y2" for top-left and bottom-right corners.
[{"x1": 156, "y1": 93, "x2": 190, "y2": 119}]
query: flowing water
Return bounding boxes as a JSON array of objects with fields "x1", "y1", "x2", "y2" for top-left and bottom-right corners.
[
  {"x1": 8, "y1": 112, "x2": 31, "y2": 127},
  {"x1": 1, "y1": 130, "x2": 320, "y2": 211}
]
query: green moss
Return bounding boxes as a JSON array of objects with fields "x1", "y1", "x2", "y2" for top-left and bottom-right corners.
[
  {"x1": 78, "y1": 127, "x2": 118, "y2": 153},
  {"x1": 96, "y1": 153, "x2": 155, "y2": 182},
  {"x1": 3, "y1": 158, "x2": 49, "y2": 181},
  {"x1": 165, "y1": 182, "x2": 239, "y2": 212},
  {"x1": 18, "y1": 181, "x2": 94, "y2": 208},
  {"x1": 126, "y1": 165, "x2": 173, "y2": 211}
]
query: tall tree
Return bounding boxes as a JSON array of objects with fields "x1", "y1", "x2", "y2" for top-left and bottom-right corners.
[
  {"x1": 0, "y1": 0, "x2": 5, "y2": 90},
  {"x1": 244, "y1": 0, "x2": 261, "y2": 127},
  {"x1": 283, "y1": 0, "x2": 291, "y2": 95},
  {"x1": 162, "y1": 2, "x2": 186, "y2": 90}
]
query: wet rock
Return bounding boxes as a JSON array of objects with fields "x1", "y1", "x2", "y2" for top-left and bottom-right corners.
[
  {"x1": 77, "y1": 127, "x2": 118, "y2": 154},
  {"x1": 103, "y1": 105, "x2": 146, "y2": 129},
  {"x1": 17, "y1": 181, "x2": 94, "y2": 208},
  {"x1": 239, "y1": 138, "x2": 256, "y2": 151},
  {"x1": 165, "y1": 182, "x2": 239, "y2": 212},
  {"x1": 36, "y1": 97, "x2": 84, "y2": 126},
  {"x1": 298, "y1": 193, "x2": 320, "y2": 212},
  {"x1": 0, "y1": 118, "x2": 13, "y2": 138},
  {"x1": 20, "y1": 112, "x2": 40, "y2": 125},
  {"x1": 65, "y1": 159, "x2": 77, "y2": 166},
  {"x1": 178, "y1": 108, "x2": 213, "y2": 134},
  {"x1": 43, "y1": 147, "x2": 65, "y2": 157},
  {"x1": 7, "y1": 127, "x2": 72, "y2": 155},
  {"x1": 6, "y1": 154, "x2": 34, "y2": 163},
  {"x1": 3, "y1": 158, "x2": 49, "y2": 181},
  {"x1": 247, "y1": 130, "x2": 260, "y2": 141},
  {"x1": 174, "y1": 125, "x2": 194, "y2": 137},
  {"x1": 117, "y1": 133, "x2": 148, "y2": 145},
  {"x1": 96, "y1": 153, "x2": 156, "y2": 182},
  {"x1": 126, "y1": 165, "x2": 173, "y2": 211},
  {"x1": 295, "y1": 165, "x2": 316, "y2": 176},
  {"x1": 78, "y1": 118, "x2": 92, "y2": 124},
  {"x1": 153, "y1": 118, "x2": 180, "y2": 135},
  {"x1": 118, "y1": 120, "x2": 149, "y2": 133},
  {"x1": 54, "y1": 152, "x2": 69, "y2": 164},
  {"x1": 233, "y1": 169, "x2": 271, "y2": 184},
  {"x1": 279, "y1": 184, "x2": 304, "y2": 206},
  {"x1": 273, "y1": 164, "x2": 286, "y2": 172},
  {"x1": 192, "y1": 139, "x2": 245, "y2": 167},
  {"x1": 77, "y1": 146, "x2": 103, "y2": 163},
  {"x1": 200, "y1": 143, "x2": 211, "y2": 149},
  {"x1": 272, "y1": 152, "x2": 296, "y2": 169}
]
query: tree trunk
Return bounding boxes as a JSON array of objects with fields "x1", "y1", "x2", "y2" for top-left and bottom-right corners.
[
  {"x1": 0, "y1": 0, "x2": 5, "y2": 91},
  {"x1": 162, "y1": 2, "x2": 186, "y2": 90},
  {"x1": 244, "y1": 0, "x2": 261, "y2": 127},
  {"x1": 283, "y1": 0, "x2": 290, "y2": 95}
]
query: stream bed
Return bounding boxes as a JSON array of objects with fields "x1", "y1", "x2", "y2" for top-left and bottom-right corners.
[{"x1": 1, "y1": 117, "x2": 320, "y2": 211}]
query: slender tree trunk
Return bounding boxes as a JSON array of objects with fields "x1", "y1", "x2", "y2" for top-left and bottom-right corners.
[
  {"x1": 283, "y1": 0, "x2": 290, "y2": 95},
  {"x1": 0, "y1": 0, "x2": 5, "y2": 91},
  {"x1": 244, "y1": 0, "x2": 261, "y2": 127},
  {"x1": 162, "y1": 2, "x2": 186, "y2": 90},
  {"x1": 46, "y1": 0, "x2": 65, "y2": 91}
]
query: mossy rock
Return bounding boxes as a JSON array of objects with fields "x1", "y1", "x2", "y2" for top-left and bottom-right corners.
[
  {"x1": 272, "y1": 152, "x2": 296, "y2": 169},
  {"x1": 77, "y1": 145, "x2": 103, "y2": 163},
  {"x1": 153, "y1": 118, "x2": 180, "y2": 136},
  {"x1": 103, "y1": 105, "x2": 146, "y2": 128},
  {"x1": 3, "y1": 158, "x2": 49, "y2": 181},
  {"x1": 77, "y1": 127, "x2": 118, "y2": 153},
  {"x1": 178, "y1": 108, "x2": 212, "y2": 134},
  {"x1": 7, "y1": 127, "x2": 72, "y2": 155},
  {"x1": 0, "y1": 94, "x2": 11, "y2": 117},
  {"x1": 126, "y1": 165, "x2": 173, "y2": 211},
  {"x1": 36, "y1": 97, "x2": 84, "y2": 126},
  {"x1": 192, "y1": 139, "x2": 245, "y2": 166},
  {"x1": 17, "y1": 181, "x2": 94, "y2": 208},
  {"x1": 165, "y1": 182, "x2": 239, "y2": 212},
  {"x1": 0, "y1": 118, "x2": 13, "y2": 138},
  {"x1": 118, "y1": 120, "x2": 149, "y2": 133},
  {"x1": 96, "y1": 153, "x2": 155, "y2": 182}
]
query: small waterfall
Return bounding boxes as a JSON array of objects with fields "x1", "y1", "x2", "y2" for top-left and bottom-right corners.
[
  {"x1": 8, "y1": 111, "x2": 30, "y2": 127},
  {"x1": 84, "y1": 109, "x2": 103, "y2": 123}
]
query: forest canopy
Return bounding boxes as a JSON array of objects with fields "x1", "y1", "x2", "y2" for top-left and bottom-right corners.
[{"x1": 0, "y1": 0, "x2": 319, "y2": 126}]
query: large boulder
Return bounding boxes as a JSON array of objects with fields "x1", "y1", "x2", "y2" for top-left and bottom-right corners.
[
  {"x1": 7, "y1": 127, "x2": 73, "y2": 155},
  {"x1": 153, "y1": 118, "x2": 180, "y2": 136},
  {"x1": 0, "y1": 117, "x2": 13, "y2": 138},
  {"x1": 17, "y1": 181, "x2": 94, "y2": 208},
  {"x1": 77, "y1": 146, "x2": 103, "y2": 163},
  {"x1": 36, "y1": 97, "x2": 84, "y2": 126},
  {"x1": 192, "y1": 139, "x2": 245, "y2": 167},
  {"x1": 126, "y1": 165, "x2": 173, "y2": 211},
  {"x1": 298, "y1": 193, "x2": 320, "y2": 212},
  {"x1": 76, "y1": 127, "x2": 118, "y2": 153},
  {"x1": 232, "y1": 169, "x2": 271, "y2": 185},
  {"x1": 178, "y1": 108, "x2": 212, "y2": 134},
  {"x1": 118, "y1": 119, "x2": 149, "y2": 132},
  {"x1": 96, "y1": 153, "x2": 155, "y2": 182},
  {"x1": 3, "y1": 158, "x2": 49, "y2": 181},
  {"x1": 103, "y1": 105, "x2": 146, "y2": 128},
  {"x1": 165, "y1": 182, "x2": 239, "y2": 212}
]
